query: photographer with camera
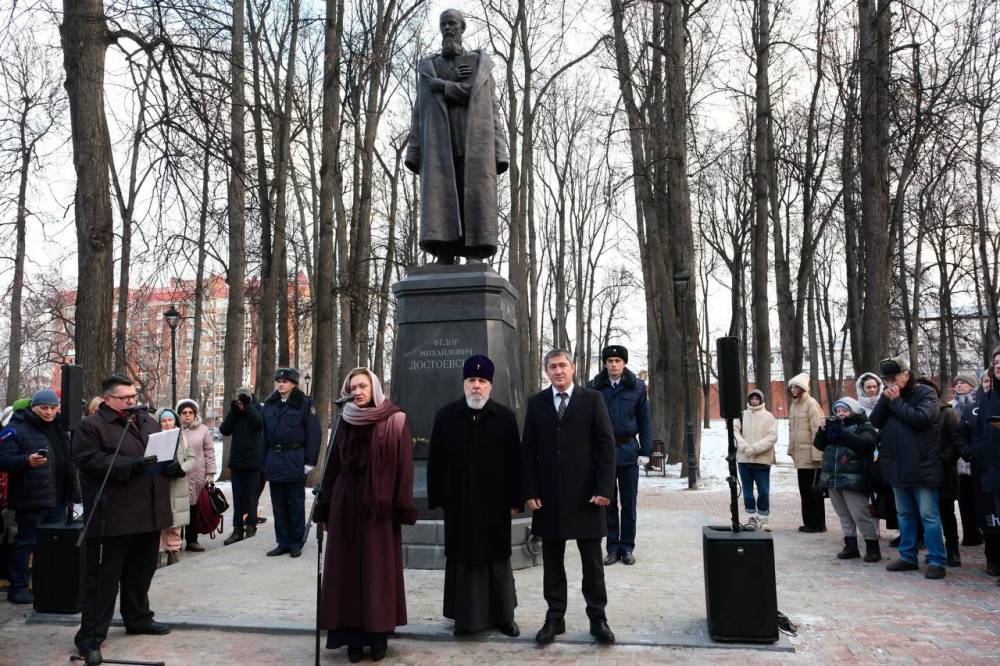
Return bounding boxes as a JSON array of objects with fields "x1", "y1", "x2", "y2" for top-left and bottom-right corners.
[
  {"x1": 219, "y1": 387, "x2": 264, "y2": 545},
  {"x1": 813, "y1": 397, "x2": 880, "y2": 563},
  {"x1": 0, "y1": 389, "x2": 77, "y2": 604}
]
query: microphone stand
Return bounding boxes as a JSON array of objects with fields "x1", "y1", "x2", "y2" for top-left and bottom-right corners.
[
  {"x1": 304, "y1": 399, "x2": 348, "y2": 666},
  {"x1": 72, "y1": 411, "x2": 165, "y2": 666},
  {"x1": 725, "y1": 417, "x2": 741, "y2": 533}
]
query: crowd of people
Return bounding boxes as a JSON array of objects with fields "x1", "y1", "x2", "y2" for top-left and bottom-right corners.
[
  {"x1": 736, "y1": 347, "x2": 1000, "y2": 582},
  {"x1": 0, "y1": 343, "x2": 998, "y2": 662}
]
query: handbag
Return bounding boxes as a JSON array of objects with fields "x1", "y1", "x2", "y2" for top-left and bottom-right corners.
[
  {"x1": 207, "y1": 483, "x2": 230, "y2": 516},
  {"x1": 810, "y1": 468, "x2": 829, "y2": 499}
]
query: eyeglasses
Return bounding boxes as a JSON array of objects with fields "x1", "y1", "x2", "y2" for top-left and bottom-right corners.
[{"x1": 105, "y1": 393, "x2": 137, "y2": 402}]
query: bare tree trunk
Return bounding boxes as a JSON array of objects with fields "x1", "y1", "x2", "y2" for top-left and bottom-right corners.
[
  {"x1": 974, "y1": 110, "x2": 1000, "y2": 360},
  {"x1": 6, "y1": 104, "x2": 32, "y2": 404},
  {"x1": 858, "y1": 0, "x2": 892, "y2": 369},
  {"x1": 222, "y1": 0, "x2": 248, "y2": 480},
  {"x1": 189, "y1": 146, "x2": 211, "y2": 401},
  {"x1": 313, "y1": 0, "x2": 344, "y2": 442},
  {"x1": 751, "y1": 0, "x2": 773, "y2": 400},
  {"x1": 61, "y1": 0, "x2": 115, "y2": 394},
  {"x1": 373, "y1": 145, "x2": 404, "y2": 379}
]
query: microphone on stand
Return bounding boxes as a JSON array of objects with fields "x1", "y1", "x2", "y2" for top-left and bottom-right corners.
[{"x1": 334, "y1": 395, "x2": 355, "y2": 406}]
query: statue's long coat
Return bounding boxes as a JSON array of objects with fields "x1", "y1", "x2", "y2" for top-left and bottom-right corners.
[{"x1": 405, "y1": 50, "x2": 509, "y2": 256}]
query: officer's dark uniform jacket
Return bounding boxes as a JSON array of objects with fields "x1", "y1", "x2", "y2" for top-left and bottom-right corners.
[
  {"x1": 587, "y1": 368, "x2": 652, "y2": 466},
  {"x1": 261, "y1": 387, "x2": 320, "y2": 482}
]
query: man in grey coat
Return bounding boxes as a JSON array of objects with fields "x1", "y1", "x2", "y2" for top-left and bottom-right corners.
[{"x1": 405, "y1": 8, "x2": 509, "y2": 263}]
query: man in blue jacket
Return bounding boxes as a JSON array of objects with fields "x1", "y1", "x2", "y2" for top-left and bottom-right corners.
[
  {"x1": 588, "y1": 346, "x2": 652, "y2": 566},
  {"x1": 0, "y1": 389, "x2": 76, "y2": 604},
  {"x1": 262, "y1": 368, "x2": 320, "y2": 558}
]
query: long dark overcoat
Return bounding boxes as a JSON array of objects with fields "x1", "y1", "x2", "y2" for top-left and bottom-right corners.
[
  {"x1": 427, "y1": 398, "x2": 521, "y2": 564},
  {"x1": 74, "y1": 405, "x2": 172, "y2": 538},
  {"x1": 521, "y1": 387, "x2": 615, "y2": 540},
  {"x1": 404, "y1": 49, "x2": 509, "y2": 255}
]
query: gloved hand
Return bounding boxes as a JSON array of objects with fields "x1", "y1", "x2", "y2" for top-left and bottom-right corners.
[
  {"x1": 827, "y1": 420, "x2": 843, "y2": 440},
  {"x1": 304, "y1": 464, "x2": 315, "y2": 475},
  {"x1": 162, "y1": 461, "x2": 186, "y2": 478},
  {"x1": 131, "y1": 456, "x2": 158, "y2": 477}
]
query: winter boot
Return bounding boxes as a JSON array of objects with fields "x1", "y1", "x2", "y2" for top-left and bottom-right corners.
[
  {"x1": 223, "y1": 526, "x2": 245, "y2": 546},
  {"x1": 837, "y1": 536, "x2": 861, "y2": 560},
  {"x1": 946, "y1": 544, "x2": 962, "y2": 567},
  {"x1": 166, "y1": 550, "x2": 180, "y2": 566},
  {"x1": 244, "y1": 524, "x2": 257, "y2": 539},
  {"x1": 863, "y1": 539, "x2": 881, "y2": 562}
]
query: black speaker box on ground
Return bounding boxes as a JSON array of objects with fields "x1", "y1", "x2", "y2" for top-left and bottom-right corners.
[
  {"x1": 703, "y1": 525, "x2": 778, "y2": 643},
  {"x1": 33, "y1": 520, "x2": 83, "y2": 614},
  {"x1": 716, "y1": 337, "x2": 743, "y2": 419}
]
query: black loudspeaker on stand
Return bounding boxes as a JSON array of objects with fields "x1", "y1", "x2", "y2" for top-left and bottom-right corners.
[{"x1": 701, "y1": 337, "x2": 778, "y2": 643}]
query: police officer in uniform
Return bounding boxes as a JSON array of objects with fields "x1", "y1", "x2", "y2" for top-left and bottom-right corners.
[{"x1": 262, "y1": 367, "x2": 321, "y2": 558}]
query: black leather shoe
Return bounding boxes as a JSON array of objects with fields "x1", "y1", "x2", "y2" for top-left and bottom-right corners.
[
  {"x1": 125, "y1": 620, "x2": 171, "y2": 635},
  {"x1": 267, "y1": 546, "x2": 290, "y2": 557},
  {"x1": 498, "y1": 620, "x2": 520, "y2": 637},
  {"x1": 947, "y1": 547, "x2": 962, "y2": 567},
  {"x1": 590, "y1": 620, "x2": 616, "y2": 644},
  {"x1": 369, "y1": 646, "x2": 387, "y2": 661},
  {"x1": 885, "y1": 559, "x2": 919, "y2": 572},
  {"x1": 535, "y1": 618, "x2": 565, "y2": 644},
  {"x1": 621, "y1": 552, "x2": 636, "y2": 565},
  {"x1": 603, "y1": 552, "x2": 619, "y2": 565},
  {"x1": 987, "y1": 562, "x2": 1000, "y2": 576},
  {"x1": 347, "y1": 646, "x2": 364, "y2": 663},
  {"x1": 290, "y1": 548, "x2": 302, "y2": 558},
  {"x1": 79, "y1": 647, "x2": 103, "y2": 666},
  {"x1": 798, "y1": 526, "x2": 824, "y2": 533}
]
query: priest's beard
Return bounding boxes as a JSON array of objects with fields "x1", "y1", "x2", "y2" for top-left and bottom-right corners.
[
  {"x1": 442, "y1": 35, "x2": 463, "y2": 57},
  {"x1": 465, "y1": 385, "x2": 492, "y2": 410}
]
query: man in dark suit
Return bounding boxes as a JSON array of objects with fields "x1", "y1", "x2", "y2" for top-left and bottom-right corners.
[{"x1": 522, "y1": 349, "x2": 616, "y2": 645}]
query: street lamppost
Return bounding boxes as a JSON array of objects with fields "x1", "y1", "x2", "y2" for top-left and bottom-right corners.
[
  {"x1": 304, "y1": 373, "x2": 312, "y2": 395},
  {"x1": 673, "y1": 270, "x2": 698, "y2": 489},
  {"x1": 164, "y1": 305, "x2": 181, "y2": 408}
]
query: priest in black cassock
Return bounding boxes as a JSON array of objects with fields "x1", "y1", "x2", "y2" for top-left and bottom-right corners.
[{"x1": 428, "y1": 355, "x2": 522, "y2": 637}]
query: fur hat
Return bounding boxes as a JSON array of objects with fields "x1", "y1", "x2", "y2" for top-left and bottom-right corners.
[
  {"x1": 602, "y1": 345, "x2": 628, "y2": 364},
  {"x1": 274, "y1": 367, "x2": 300, "y2": 384},
  {"x1": 175, "y1": 399, "x2": 199, "y2": 415}
]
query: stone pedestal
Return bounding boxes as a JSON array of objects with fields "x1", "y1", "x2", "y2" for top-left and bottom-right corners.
[{"x1": 390, "y1": 263, "x2": 538, "y2": 569}]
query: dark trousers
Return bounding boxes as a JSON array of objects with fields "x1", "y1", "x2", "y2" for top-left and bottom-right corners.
[
  {"x1": 270, "y1": 481, "x2": 306, "y2": 550},
  {"x1": 230, "y1": 470, "x2": 260, "y2": 529},
  {"x1": 940, "y1": 494, "x2": 960, "y2": 551},
  {"x1": 75, "y1": 531, "x2": 159, "y2": 651},
  {"x1": 985, "y1": 534, "x2": 1000, "y2": 567},
  {"x1": 10, "y1": 506, "x2": 63, "y2": 592},
  {"x1": 958, "y1": 475, "x2": 982, "y2": 545},
  {"x1": 186, "y1": 505, "x2": 199, "y2": 544},
  {"x1": 541, "y1": 537, "x2": 607, "y2": 622},
  {"x1": 796, "y1": 469, "x2": 826, "y2": 530},
  {"x1": 606, "y1": 464, "x2": 639, "y2": 555}
]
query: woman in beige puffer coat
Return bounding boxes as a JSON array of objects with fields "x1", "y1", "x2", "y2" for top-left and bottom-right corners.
[
  {"x1": 176, "y1": 399, "x2": 217, "y2": 551},
  {"x1": 735, "y1": 389, "x2": 777, "y2": 530},
  {"x1": 155, "y1": 408, "x2": 196, "y2": 566},
  {"x1": 786, "y1": 372, "x2": 826, "y2": 532}
]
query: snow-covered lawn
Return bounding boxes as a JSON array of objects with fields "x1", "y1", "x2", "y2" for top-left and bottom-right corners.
[{"x1": 643, "y1": 419, "x2": 800, "y2": 493}]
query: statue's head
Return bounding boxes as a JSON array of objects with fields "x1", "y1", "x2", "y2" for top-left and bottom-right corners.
[{"x1": 439, "y1": 9, "x2": 466, "y2": 56}]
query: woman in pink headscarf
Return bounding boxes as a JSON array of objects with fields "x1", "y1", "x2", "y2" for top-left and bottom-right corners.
[{"x1": 316, "y1": 368, "x2": 417, "y2": 663}]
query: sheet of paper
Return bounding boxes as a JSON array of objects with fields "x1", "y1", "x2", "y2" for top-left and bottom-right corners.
[{"x1": 145, "y1": 429, "x2": 180, "y2": 462}]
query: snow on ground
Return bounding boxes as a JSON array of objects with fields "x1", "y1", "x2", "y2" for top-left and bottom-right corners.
[{"x1": 642, "y1": 419, "x2": 800, "y2": 493}]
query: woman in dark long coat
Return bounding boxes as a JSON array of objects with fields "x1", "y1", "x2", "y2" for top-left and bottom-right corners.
[{"x1": 317, "y1": 368, "x2": 417, "y2": 662}]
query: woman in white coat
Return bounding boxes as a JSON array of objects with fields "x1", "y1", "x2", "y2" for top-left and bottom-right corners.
[
  {"x1": 734, "y1": 389, "x2": 778, "y2": 530},
  {"x1": 155, "y1": 408, "x2": 195, "y2": 566}
]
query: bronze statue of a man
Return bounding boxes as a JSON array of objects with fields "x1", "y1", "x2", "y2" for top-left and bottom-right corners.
[{"x1": 405, "y1": 9, "x2": 509, "y2": 264}]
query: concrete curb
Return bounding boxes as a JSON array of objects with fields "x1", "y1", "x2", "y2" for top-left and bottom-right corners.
[{"x1": 27, "y1": 612, "x2": 794, "y2": 652}]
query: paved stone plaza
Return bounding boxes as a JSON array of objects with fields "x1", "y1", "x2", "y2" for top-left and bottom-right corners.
[{"x1": 2, "y1": 459, "x2": 999, "y2": 664}]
